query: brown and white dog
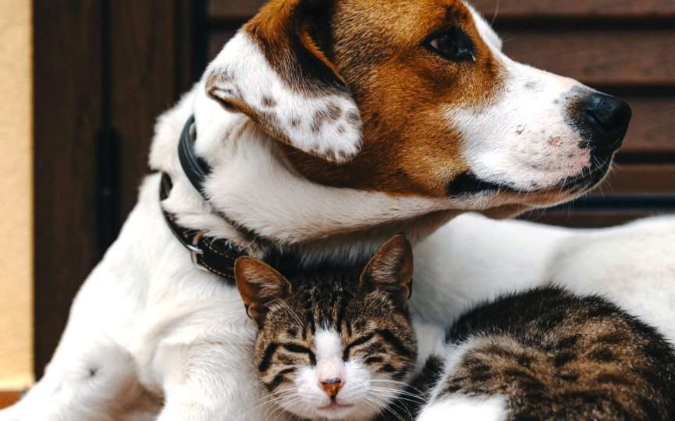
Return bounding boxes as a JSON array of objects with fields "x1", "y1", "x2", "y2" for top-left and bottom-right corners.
[{"x1": 1, "y1": 0, "x2": 631, "y2": 420}]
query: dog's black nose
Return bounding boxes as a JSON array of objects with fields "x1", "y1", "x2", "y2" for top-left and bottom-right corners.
[{"x1": 581, "y1": 93, "x2": 632, "y2": 152}]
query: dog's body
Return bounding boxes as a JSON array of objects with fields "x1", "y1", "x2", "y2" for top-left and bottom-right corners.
[
  {"x1": 1, "y1": 0, "x2": 650, "y2": 419},
  {"x1": 413, "y1": 213, "x2": 675, "y2": 345}
]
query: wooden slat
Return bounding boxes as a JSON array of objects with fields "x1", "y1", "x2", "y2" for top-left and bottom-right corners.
[
  {"x1": 210, "y1": 0, "x2": 675, "y2": 20},
  {"x1": 110, "y1": 0, "x2": 199, "y2": 227},
  {"x1": 470, "y1": 0, "x2": 675, "y2": 19},
  {"x1": 208, "y1": 27, "x2": 675, "y2": 86},
  {"x1": 501, "y1": 30, "x2": 675, "y2": 86},
  {"x1": 620, "y1": 97, "x2": 675, "y2": 153},
  {"x1": 0, "y1": 392, "x2": 21, "y2": 409},
  {"x1": 209, "y1": 0, "x2": 265, "y2": 20},
  {"x1": 520, "y1": 211, "x2": 657, "y2": 228},
  {"x1": 34, "y1": 0, "x2": 102, "y2": 378},
  {"x1": 596, "y1": 165, "x2": 675, "y2": 195},
  {"x1": 111, "y1": 1, "x2": 182, "y2": 224}
]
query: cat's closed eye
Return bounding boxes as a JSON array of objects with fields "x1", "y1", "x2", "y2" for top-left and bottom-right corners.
[
  {"x1": 342, "y1": 333, "x2": 375, "y2": 361},
  {"x1": 282, "y1": 343, "x2": 316, "y2": 365}
]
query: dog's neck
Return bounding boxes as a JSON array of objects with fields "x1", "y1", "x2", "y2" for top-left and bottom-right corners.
[{"x1": 149, "y1": 85, "x2": 496, "y2": 267}]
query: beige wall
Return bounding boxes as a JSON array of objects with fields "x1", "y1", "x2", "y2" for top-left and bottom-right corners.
[{"x1": 0, "y1": 0, "x2": 34, "y2": 389}]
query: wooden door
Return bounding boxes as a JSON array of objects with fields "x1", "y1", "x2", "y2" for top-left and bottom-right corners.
[{"x1": 33, "y1": 0, "x2": 206, "y2": 377}]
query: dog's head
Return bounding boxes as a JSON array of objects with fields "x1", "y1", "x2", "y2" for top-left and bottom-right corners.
[{"x1": 206, "y1": 0, "x2": 631, "y2": 215}]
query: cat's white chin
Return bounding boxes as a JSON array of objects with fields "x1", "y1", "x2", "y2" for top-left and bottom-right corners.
[
  {"x1": 283, "y1": 397, "x2": 379, "y2": 420},
  {"x1": 315, "y1": 403, "x2": 361, "y2": 420}
]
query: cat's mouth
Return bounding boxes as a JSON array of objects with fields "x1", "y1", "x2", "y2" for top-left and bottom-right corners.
[{"x1": 318, "y1": 402, "x2": 355, "y2": 411}]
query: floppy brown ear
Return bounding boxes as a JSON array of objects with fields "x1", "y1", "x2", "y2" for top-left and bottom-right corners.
[
  {"x1": 360, "y1": 235, "x2": 414, "y2": 308},
  {"x1": 206, "y1": 0, "x2": 362, "y2": 164},
  {"x1": 234, "y1": 257, "x2": 293, "y2": 327}
]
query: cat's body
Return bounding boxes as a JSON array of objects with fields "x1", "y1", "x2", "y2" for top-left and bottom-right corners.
[{"x1": 419, "y1": 287, "x2": 675, "y2": 421}]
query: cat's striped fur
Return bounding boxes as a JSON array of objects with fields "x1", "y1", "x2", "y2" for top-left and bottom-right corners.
[{"x1": 419, "y1": 287, "x2": 675, "y2": 421}]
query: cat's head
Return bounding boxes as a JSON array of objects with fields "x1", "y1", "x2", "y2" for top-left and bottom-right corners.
[{"x1": 235, "y1": 235, "x2": 417, "y2": 420}]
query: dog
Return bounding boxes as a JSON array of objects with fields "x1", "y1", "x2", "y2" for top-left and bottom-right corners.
[{"x1": 1, "y1": 0, "x2": 632, "y2": 419}]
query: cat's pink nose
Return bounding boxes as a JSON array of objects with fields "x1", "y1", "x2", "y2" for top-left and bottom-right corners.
[{"x1": 320, "y1": 378, "x2": 343, "y2": 399}]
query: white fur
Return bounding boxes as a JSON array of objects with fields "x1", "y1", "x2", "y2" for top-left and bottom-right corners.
[
  {"x1": 417, "y1": 395, "x2": 508, "y2": 421},
  {"x1": 278, "y1": 329, "x2": 401, "y2": 420},
  {"x1": 410, "y1": 213, "x2": 571, "y2": 324},
  {"x1": 411, "y1": 213, "x2": 675, "y2": 346},
  {"x1": 2, "y1": 2, "x2": 671, "y2": 421},
  {"x1": 208, "y1": 32, "x2": 363, "y2": 163},
  {"x1": 547, "y1": 216, "x2": 675, "y2": 345},
  {"x1": 453, "y1": 12, "x2": 596, "y2": 196},
  {"x1": 418, "y1": 337, "x2": 509, "y2": 420}
]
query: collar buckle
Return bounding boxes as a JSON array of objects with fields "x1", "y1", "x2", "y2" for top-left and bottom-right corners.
[
  {"x1": 187, "y1": 231, "x2": 210, "y2": 272},
  {"x1": 186, "y1": 243, "x2": 209, "y2": 272}
]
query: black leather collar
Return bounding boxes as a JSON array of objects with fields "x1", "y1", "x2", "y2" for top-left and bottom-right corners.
[
  {"x1": 161, "y1": 115, "x2": 301, "y2": 282},
  {"x1": 160, "y1": 115, "x2": 249, "y2": 283},
  {"x1": 177, "y1": 115, "x2": 211, "y2": 194},
  {"x1": 160, "y1": 174, "x2": 246, "y2": 284}
]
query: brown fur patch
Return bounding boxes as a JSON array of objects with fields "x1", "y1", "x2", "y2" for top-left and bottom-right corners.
[{"x1": 274, "y1": 0, "x2": 504, "y2": 197}]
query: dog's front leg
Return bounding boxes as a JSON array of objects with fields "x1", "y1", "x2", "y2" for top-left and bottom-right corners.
[{"x1": 154, "y1": 340, "x2": 277, "y2": 421}]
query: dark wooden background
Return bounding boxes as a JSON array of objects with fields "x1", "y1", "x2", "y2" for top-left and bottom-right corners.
[{"x1": 33, "y1": 0, "x2": 674, "y2": 377}]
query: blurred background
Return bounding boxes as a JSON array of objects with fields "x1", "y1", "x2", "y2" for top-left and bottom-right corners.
[{"x1": 0, "y1": 0, "x2": 673, "y2": 406}]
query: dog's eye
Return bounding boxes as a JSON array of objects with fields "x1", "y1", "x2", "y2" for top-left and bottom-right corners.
[{"x1": 426, "y1": 29, "x2": 475, "y2": 62}]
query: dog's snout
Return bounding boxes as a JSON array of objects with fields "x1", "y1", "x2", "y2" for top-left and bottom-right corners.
[{"x1": 581, "y1": 93, "x2": 632, "y2": 152}]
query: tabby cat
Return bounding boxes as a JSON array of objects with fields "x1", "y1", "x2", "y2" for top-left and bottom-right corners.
[
  {"x1": 236, "y1": 235, "x2": 675, "y2": 421},
  {"x1": 234, "y1": 235, "x2": 419, "y2": 421},
  {"x1": 417, "y1": 287, "x2": 675, "y2": 421}
]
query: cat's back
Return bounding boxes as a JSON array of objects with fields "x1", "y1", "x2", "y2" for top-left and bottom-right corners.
[{"x1": 427, "y1": 287, "x2": 675, "y2": 421}]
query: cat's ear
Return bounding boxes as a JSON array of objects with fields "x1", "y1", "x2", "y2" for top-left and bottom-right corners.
[
  {"x1": 205, "y1": 0, "x2": 362, "y2": 164},
  {"x1": 360, "y1": 234, "x2": 414, "y2": 307},
  {"x1": 235, "y1": 257, "x2": 293, "y2": 327}
]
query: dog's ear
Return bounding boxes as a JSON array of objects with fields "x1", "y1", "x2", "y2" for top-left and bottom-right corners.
[
  {"x1": 206, "y1": 0, "x2": 362, "y2": 164},
  {"x1": 360, "y1": 234, "x2": 414, "y2": 309},
  {"x1": 234, "y1": 257, "x2": 293, "y2": 327}
]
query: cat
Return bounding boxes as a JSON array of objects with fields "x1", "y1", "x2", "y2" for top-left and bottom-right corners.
[
  {"x1": 417, "y1": 287, "x2": 675, "y2": 421},
  {"x1": 236, "y1": 234, "x2": 675, "y2": 421},
  {"x1": 234, "y1": 234, "x2": 421, "y2": 421}
]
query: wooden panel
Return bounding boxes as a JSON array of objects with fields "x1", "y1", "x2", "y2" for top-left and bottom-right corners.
[
  {"x1": 34, "y1": 0, "x2": 102, "y2": 377},
  {"x1": 596, "y1": 165, "x2": 675, "y2": 195},
  {"x1": 111, "y1": 1, "x2": 181, "y2": 224},
  {"x1": 620, "y1": 97, "x2": 675, "y2": 153},
  {"x1": 209, "y1": 0, "x2": 265, "y2": 19},
  {"x1": 520, "y1": 211, "x2": 656, "y2": 228},
  {"x1": 209, "y1": 0, "x2": 675, "y2": 20},
  {"x1": 175, "y1": 0, "x2": 200, "y2": 93},
  {"x1": 0, "y1": 392, "x2": 21, "y2": 409},
  {"x1": 470, "y1": 0, "x2": 675, "y2": 19},
  {"x1": 501, "y1": 30, "x2": 675, "y2": 86}
]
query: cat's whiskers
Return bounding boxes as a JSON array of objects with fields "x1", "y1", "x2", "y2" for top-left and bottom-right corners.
[
  {"x1": 266, "y1": 395, "x2": 304, "y2": 421},
  {"x1": 365, "y1": 394, "x2": 407, "y2": 421},
  {"x1": 368, "y1": 386, "x2": 425, "y2": 402},
  {"x1": 368, "y1": 379, "x2": 426, "y2": 396},
  {"x1": 247, "y1": 387, "x2": 297, "y2": 416}
]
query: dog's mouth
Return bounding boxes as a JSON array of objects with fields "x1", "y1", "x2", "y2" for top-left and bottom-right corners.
[
  {"x1": 558, "y1": 155, "x2": 613, "y2": 193},
  {"x1": 447, "y1": 155, "x2": 614, "y2": 199}
]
